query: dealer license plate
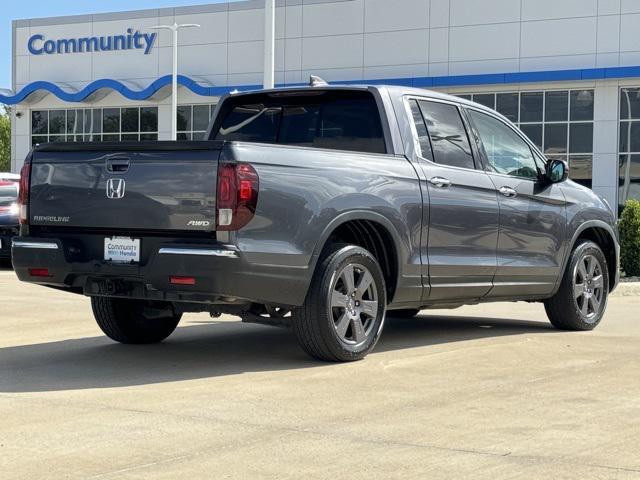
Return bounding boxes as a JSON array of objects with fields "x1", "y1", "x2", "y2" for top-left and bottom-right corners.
[{"x1": 104, "y1": 237, "x2": 140, "y2": 263}]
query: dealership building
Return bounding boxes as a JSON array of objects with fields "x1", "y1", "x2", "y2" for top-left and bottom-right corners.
[{"x1": 2, "y1": 0, "x2": 640, "y2": 213}]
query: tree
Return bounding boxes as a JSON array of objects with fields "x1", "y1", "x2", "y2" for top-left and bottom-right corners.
[{"x1": 0, "y1": 106, "x2": 10, "y2": 172}]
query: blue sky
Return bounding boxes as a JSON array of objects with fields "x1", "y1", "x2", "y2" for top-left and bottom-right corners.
[{"x1": 1, "y1": 0, "x2": 231, "y2": 88}]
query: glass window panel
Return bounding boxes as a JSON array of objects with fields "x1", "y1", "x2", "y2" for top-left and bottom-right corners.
[
  {"x1": 569, "y1": 123, "x2": 593, "y2": 153},
  {"x1": 456, "y1": 94, "x2": 472, "y2": 101},
  {"x1": 140, "y1": 107, "x2": 158, "y2": 133},
  {"x1": 83, "y1": 109, "x2": 102, "y2": 135},
  {"x1": 418, "y1": 100, "x2": 474, "y2": 169},
  {"x1": 193, "y1": 105, "x2": 210, "y2": 131},
  {"x1": 177, "y1": 106, "x2": 191, "y2": 132},
  {"x1": 520, "y1": 123, "x2": 542, "y2": 150},
  {"x1": 545, "y1": 91, "x2": 568, "y2": 122},
  {"x1": 569, "y1": 155, "x2": 592, "y2": 188},
  {"x1": 469, "y1": 109, "x2": 538, "y2": 179},
  {"x1": 102, "y1": 134, "x2": 120, "y2": 142},
  {"x1": 520, "y1": 92, "x2": 543, "y2": 122},
  {"x1": 84, "y1": 134, "x2": 101, "y2": 142},
  {"x1": 49, "y1": 135, "x2": 66, "y2": 143},
  {"x1": 620, "y1": 88, "x2": 640, "y2": 120},
  {"x1": 619, "y1": 154, "x2": 640, "y2": 209},
  {"x1": 496, "y1": 93, "x2": 518, "y2": 122},
  {"x1": 409, "y1": 100, "x2": 433, "y2": 160},
  {"x1": 31, "y1": 135, "x2": 47, "y2": 146},
  {"x1": 31, "y1": 111, "x2": 48, "y2": 135},
  {"x1": 121, "y1": 108, "x2": 139, "y2": 133},
  {"x1": 140, "y1": 133, "x2": 158, "y2": 141},
  {"x1": 570, "y1": 90, "x2": 594, "y2": 121},
  {"x1": 121, "y1": 133, "x2": 139, "y2": 141},
  {"x1": 192, "y1": 131, "x2": 207, "y2": 141},
  {"x1": 279, "y1": 105, "x2": 320, "y2": 147},
  {"x1": 473, "y1": 94, "x2": 495, "y2": 109},
  {"x1": 66, "y1": 110, "x2": 79, "y2": 135},
  {"x1": 103, "y1": 109, "x2": 120, "y2": 133},
  {"x1": 544, "y1": 124, "x2": 568, "y2": 154},
  {"x1": 49, "y1": 110, "x2": 66, "y2": 134},
  {"x1": 619, "y1": 121, "x2": 640, "y2": 153},
  {"x1": 177, "y1": 132, "x2": 191, "y2": 141}
]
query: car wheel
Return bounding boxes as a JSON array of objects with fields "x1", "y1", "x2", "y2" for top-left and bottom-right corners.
[
  {"x1": 390, "y1": 309, "x2": 421, "y2": 318},
  {"x1": 91, "y1": 297, "x2": 182, "y2": 344},
  {"x1": 544, "y1": 240, "x2": 609, "y2": 331},
  {"x1": 293, "y1": 245, "x2": 387, "y2": 362}
]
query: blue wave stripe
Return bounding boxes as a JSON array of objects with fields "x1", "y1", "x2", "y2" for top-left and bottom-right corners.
[{"x1": 2, "y1": 66, "x2": 640, "y2": 105}]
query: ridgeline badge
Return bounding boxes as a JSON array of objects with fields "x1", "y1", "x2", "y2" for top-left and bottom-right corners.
[{"x1": 28, "y1": 29, "x2": 157, "y2": 56}]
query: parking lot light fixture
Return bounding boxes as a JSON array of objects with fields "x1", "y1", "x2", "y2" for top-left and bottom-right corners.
[{"x1": 150, "y1": 23, "x2": 200, "y2": 141}]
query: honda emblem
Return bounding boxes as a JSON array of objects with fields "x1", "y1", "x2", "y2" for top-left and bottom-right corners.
[{"x1": 106, "y1": 178, "x2": 126, "y2": 199}]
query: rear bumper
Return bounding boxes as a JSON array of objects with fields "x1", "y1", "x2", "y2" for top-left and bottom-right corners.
[{"x1": 11, "y1": 236, "x2": 310, "y2": 306}]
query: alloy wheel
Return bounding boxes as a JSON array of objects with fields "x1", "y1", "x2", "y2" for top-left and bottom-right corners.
[
  {"x1": 329, "y1": 263, "x2": 379, "y2": 347},
  {"x1": 573, "y1": 253, "x2": 604, "y2": 323}
]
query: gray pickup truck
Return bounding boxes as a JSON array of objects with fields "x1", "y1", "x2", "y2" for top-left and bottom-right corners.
[{"x1": 12, "y1": 84, "x2": 619, "y2": 361}]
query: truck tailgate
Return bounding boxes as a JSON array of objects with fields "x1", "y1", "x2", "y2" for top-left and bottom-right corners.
[{"x1": 28, "y1": 142, "x2": 222, "y2": 232}]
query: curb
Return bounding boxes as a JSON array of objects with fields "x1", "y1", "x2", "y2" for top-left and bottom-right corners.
[{"x1": 612, "y1": 282, "x2": 640, "y2": 297}]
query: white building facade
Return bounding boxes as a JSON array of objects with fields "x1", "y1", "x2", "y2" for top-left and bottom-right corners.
[{"x1": 3, "y1": 0, "x2": 640, "y2": 213}]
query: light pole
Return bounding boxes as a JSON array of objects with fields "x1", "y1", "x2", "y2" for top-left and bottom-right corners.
[
  {"x1": 151, "y1": 22, "x2": 200, "y2": 141},
  {"x1": 263, "y1": 0, "x2": 275, "y2": 89}
]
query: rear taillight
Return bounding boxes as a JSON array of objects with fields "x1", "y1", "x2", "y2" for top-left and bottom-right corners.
[
  {"x1": 18, "y1": 161, "x2": 31, "y2": 225},
  {"x1": 216, "y1": 163, "x2": 259, "y2": 231}
]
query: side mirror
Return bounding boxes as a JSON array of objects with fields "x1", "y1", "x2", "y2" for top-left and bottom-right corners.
[{"x1": 545, "y1": 158, "x2": 569, "y2": 184}]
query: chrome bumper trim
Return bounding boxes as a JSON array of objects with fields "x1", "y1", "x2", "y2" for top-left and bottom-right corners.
[
  {"x1": 158, "y1": 247, "x2": 239, "y2": 258},
  {"x1": 12, "y1": 241, "x2": 59, "y2": 250}
]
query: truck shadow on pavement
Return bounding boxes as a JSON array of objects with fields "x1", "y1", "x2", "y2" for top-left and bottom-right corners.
[{"x1": 0, "y1": 314, "x2": 554, "y2": 393}]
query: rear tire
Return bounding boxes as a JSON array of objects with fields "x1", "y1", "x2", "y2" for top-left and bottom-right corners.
[
  {"x1": 91, "y1": 297, "x2": 182, "y2": 344},
  {"x1": 544, "y1": 240, "x2": 609, "y2": 331},
  {"x1": 293, "y1": 245, "x2": 387, "y2": 362}
]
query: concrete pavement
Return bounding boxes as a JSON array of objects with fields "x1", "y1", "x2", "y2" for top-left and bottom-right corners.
[{"x1": 1, "y1": 266, "x2": 640, "y2": 479}]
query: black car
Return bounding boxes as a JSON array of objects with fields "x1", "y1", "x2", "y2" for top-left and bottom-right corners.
[{"x1": 0, "y1": 176, "x2": 20, "y2": 264}]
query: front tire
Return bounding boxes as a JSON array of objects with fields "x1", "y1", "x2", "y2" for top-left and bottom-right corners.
[
  {"x1": 544, "y1": 240, "x2": 609, "y2": 331},
  {"x1": 293, "y1": 245, "x2": 387, "y2": 362},
  {"x1": 91, "y1": 297, "x2": 182, "y2": 344}
]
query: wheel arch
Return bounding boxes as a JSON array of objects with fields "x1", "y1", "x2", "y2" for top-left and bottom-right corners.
[
  {"x1": 307, "y1": 211, "x2": 408, "y2": 304},
  {"x1": 558, "y1": 220, "x2": 619, "y2": 293}
]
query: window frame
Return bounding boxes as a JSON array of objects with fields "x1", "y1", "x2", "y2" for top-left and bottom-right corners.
[
  {"x1": 403, "y1": 95, "x2": 482, "y2": 173},
  {"x1": 30, "y1": 106, "x2": 159, "y2": 144},
  {"x1": 463, "y1": 104, "x2": 546, "y2": 183}
]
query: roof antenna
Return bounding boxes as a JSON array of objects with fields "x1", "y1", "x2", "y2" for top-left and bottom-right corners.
[{"x1": 309, "y1": 75, "x2": 328, "y2": 87}]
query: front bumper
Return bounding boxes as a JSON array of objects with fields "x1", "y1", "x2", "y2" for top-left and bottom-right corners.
[{"x1": 11, "y1": 236, "x2": 310, "y2": 306}]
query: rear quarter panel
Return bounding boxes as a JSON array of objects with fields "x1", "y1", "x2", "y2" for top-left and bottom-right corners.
[{"x1": 222, "y1": 142, "x2": 424, "y2": 304}]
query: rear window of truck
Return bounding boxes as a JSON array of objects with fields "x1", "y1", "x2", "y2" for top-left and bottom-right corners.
[{"x1": 212, "y1": 90, "x2": 386, "y2": 154}]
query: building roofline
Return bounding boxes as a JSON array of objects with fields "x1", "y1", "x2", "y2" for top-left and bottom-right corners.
[
  {"x1": 12, "y1": 0, "x2": 355, "y2": 28},
  {"x1": 2, "y1": 66, "x2": 639, "y2": 106}
]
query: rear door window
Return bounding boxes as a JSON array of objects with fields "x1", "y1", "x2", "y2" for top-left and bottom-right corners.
[
  {"x1": 417, "y1": 100, "x2": 475, "y2": 169},
  {"x1": 213, "y1": 92, "x2": 386, "y2": 154}
]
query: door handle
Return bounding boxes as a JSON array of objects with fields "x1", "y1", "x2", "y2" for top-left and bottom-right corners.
[
  {"x1": 428, "y1": 176, "x2": 452, "y2": 188},
  {"x1": 499, "y1": 186, "x2": 517, "y2": 198},
  {"x1": 106, "y1": 157, "x2": 130, "y2": 173}
]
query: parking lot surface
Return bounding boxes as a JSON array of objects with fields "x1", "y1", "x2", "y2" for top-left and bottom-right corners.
[{"x1": 1, "y1": 266, "x2": 640, "y2": 479}]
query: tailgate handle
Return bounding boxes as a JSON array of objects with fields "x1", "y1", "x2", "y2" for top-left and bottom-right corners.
[{"x1": 106, "y1": 158, "x2": 130, "y2": 173}]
